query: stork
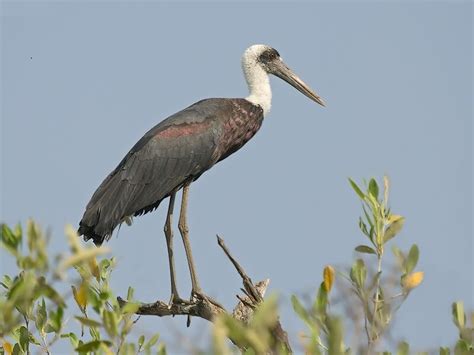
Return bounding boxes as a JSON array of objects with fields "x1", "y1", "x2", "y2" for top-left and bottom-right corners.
[{"x1": 78, "y1": 44, "x2": 325, "y2": 306}]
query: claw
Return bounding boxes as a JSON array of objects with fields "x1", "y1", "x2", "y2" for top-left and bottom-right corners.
[
  {"x1": 191, "y1": 289, "x2": 225, "y2": 310},
  {"x1": 167, "y1": 293, "x2": 189, "y2": 309}
]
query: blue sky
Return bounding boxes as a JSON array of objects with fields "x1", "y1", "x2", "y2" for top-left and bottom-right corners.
[{"x1": 1, "y1": 1, "x2": 472, "y2": 352}]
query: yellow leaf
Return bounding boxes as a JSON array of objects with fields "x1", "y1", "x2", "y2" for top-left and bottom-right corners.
[
  {"x1": 72, "y1": 282, "x2": 88, "y2": 309},
  {"x1": 384, "y1": 216, "x2": 405, "y2": 243},
  {"x1": 88, "y1": 257, "x2": 100, "y2": 282},
  {"x1": 388, "y1": 214, "x2": 403, "y2": 224},
  {"x1": 65, "y1": 224, "x2": 81, "y2": 253},
  {"x1": 2, "y1": 341, "x2": 13, "y2": 355},
  {"x1": 402, "y1": 271, "x2": 424, "y2": 290},
  {"x1": 323, "y1": 265, "x2": 335, "y2": 292},
  {"x1": 59, "y1": 246, "x2": 109, "y2": 272}
]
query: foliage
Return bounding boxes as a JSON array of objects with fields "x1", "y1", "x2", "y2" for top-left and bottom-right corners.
[
  {"x1": 212, "y1": 295, "x2": 290, "y2": 354},
  {"x1": 0, "y1": 177, "x2": 472, "y2": 354},
  {"x1": 452, "y1": 301, "x2": 474, "y2": 354},
  {"x1": 290, "y1": 177, "x2": 473, "y2": 354},
  {"x1": 0, "y1": 221, "x2": 165, "y2": 354}
]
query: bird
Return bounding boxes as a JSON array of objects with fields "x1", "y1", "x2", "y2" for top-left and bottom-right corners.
[{"x1": 78, "y1": 44, "x2": 325, "y2": 306}]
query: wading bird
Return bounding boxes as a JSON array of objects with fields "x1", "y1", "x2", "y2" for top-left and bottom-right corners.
[{"x1": 78, "y1": 44, "x2": 325, "y2": 305}]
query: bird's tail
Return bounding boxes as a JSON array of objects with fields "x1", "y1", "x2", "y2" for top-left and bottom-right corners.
[
  {"x1": 78, "y1": 222, "x2": 107, "y2": 246},
  {"x1": 78, "y1": 174, "x2": 127, "y2": 246}
]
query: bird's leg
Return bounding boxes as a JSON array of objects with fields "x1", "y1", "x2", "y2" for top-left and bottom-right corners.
[
  {"x1": 164, "y1": 192, "x2": 186, "y2": 306},
  {"x1": 177, "y1": 182, "x2": 203, "y2": 296},
  {"x1": 177, "y1": 183, "x2": 225, "y2": 322}
]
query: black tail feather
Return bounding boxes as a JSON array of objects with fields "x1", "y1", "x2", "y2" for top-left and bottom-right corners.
[{"x1": 78, "y1": 223, "x2": 106, "y2": 246}]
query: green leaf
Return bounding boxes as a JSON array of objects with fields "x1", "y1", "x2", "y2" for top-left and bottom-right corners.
[
  {"x1": 384, "y1": 217, "x2": 405, "y2": 243},
  {"x1": 145, "y1": 333, "x2": 160, "y2": 349},
  {"x1": 35, "y1": 298, "x2": 47, "y2": 334},
  {"x1": 12, "y1": 343, "x2": 21, "y2": 355},
  {"x1": 349, "y1": 178, "x2": 366, "y2": 200},
  {"x1": 438, "y1": 347, "x2": 450, "y2": 355},
  {"x1": 396, "y1": 341, "x2": 409, "y2": 355},
  {"x1": 355, "y1": 245, "x2": 376, "y2": 254},
  {"x1": 327, "y1": 317, "x2": 344, "y2": 355},
  {"x1": 404, "y1": 244, "x2": 419, "y2": 274},
  {"x1": 1, "y1": 275, "x2": 13, "y2": 290},
  {"x1": 99, "y1": 289, "x2": 112, "y2": 301},
  {"x1": 99, "y1": 258, "x2": 114, "y2": 281},
  {"x1": 1, "y1": 223, "x2": 21, "y2": 252},
  {"x1": 47, "y1": 306, "x2": 64, "y2": 333},
  {"x1": 368, "y1": 178, "x2": 379, "y2": 200},
  {"x1": 121, "y1": 302, "x2": 139, "y2": 314},
  {"x1": 19, "y1": 326, "x2": 29, "y2": 353},
  {"x1": 366, "y1": 192, "x2": 380, "y2": 215},
  {"x1": 350, "y1": 259, "x2": 367, "y2": 290},
  {"x1": 103, "y1": 310, "x2": 118, "y2": 337},
  {"x1": 315, "y1": 282, "x2": 328, "y2": 315},
  {"x1": 452, "y1": 301, "x2": 465, "y2": 329},
  {"x1": 362, "y1": 205, "x2": 374, "y2": 228},
  {"x1": 90, "y1": 326, "x2": 101, "y2": 341},
  {"x1": 13, "y1": 223, "x2": 23, "y2": 240},
  {"x1": 26, "y1": 220, "x2": 39, "y2": 253},
  {"x1": 75, "y1": 340, "x2": 111, "y2": 352},
  {"x1": 157, "y1": 343, "x2": 167, "y2": 355},
  {"x1": 291, "y1": 295, "x2": 312, "y2": 327},
  {"x1": 44, "y1": 324, "x2": 56, "y2": 334},
  {"x1": 358, "y1": 218, "x2": 369, "y2": 238},
  {"x1": 119, "y1": 343, "x2": 136, "y2": 355},
  {"x1": 75, "y1": 316, "x2": 102, "y2": 328},
  {"x1": 454, "y1": 339, "x2": 470, "y2": 354},
  {"x1": 138, "y1": 335, "x2": 145, "y2": 349},
  {"x1": 126, "y1": 286, "x2": 135, "y2": 301}
]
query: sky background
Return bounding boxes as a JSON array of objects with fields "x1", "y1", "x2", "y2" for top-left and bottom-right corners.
[{"x1": 1, "y1": 0, "x2": 472, "y2": 353}]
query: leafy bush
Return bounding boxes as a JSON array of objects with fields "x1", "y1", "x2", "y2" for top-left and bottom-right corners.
[
  {"x1": 0, "y1": 223, "x2": 164, "y2": 354},
  {"x1": 0, "y1": 177, "x2": 472, "y2": 354},
  {"x1": 289, "y1": 177, "x2": 473, "y2": 354}
]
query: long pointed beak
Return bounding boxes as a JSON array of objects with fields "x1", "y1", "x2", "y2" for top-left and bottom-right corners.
[{"x1": 270, "y1": 59, "x2": 326, "y2": 107}]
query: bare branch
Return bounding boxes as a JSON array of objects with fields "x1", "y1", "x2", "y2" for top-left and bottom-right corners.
[
  {"x1": 117, "y1": 294, "x2": 224, "y2": 322},
  {"x1": 217, "y1": 235, "x2": 262, "y2": 304},
  {"x1": 117, "y1": 235, "x2": 292, "y2": 353}
]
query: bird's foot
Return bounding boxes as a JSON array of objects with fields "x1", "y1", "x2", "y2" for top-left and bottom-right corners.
[
  {"x1": 185, "y1": 289, "x2": 226, "y2": 327},
  {"x1": 167, "y1": 293, "x2": 190, "y2": 309},
  {"x1": 191, "y1": 289, "x2": 225, "y2": 310}
]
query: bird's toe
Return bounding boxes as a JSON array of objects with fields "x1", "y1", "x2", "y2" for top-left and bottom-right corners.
[
  {"x1": 167, "y1": 293, "x2": 189, "y2": 308},
  {"x1": 191, "y1": 290, "x2": 225, "y2": 310}
]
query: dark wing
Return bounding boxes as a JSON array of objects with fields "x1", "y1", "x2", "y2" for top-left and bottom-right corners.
[{"x1": 78, "y1": 99, "x2": 226, "y2": 244}]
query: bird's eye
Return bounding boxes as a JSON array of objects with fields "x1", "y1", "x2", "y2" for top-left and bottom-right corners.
[{"x1": 258, "y1": 48, "x2": 280, "y2": 64}]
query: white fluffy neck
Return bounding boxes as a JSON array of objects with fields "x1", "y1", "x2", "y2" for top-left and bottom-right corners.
[{"x1": 242, "y1": 54, "x2": 272, "y2": 115}]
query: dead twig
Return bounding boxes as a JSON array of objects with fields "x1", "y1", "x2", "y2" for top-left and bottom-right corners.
[{"x1": 117, "y1": 235, "x2": 292, "y2": 353}]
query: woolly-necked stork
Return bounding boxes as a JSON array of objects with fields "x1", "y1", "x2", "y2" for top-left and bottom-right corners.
[{"x1": 78, "y1": 44, "x2": 325, "y2": 305}]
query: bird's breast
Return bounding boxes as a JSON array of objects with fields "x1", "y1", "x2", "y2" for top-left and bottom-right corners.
[{"x1": 216, "y1": 103, "x2": 264, "y2": 162}]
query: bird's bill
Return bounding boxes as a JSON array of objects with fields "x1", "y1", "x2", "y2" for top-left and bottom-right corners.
[{"x1": 270, "y1": 60, "x2": 326, "y2": 107}]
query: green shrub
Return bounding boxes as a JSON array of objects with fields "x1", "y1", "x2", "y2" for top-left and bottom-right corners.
[{"x1": 1, "y1": 177, "x2": 472, "y2": 354}]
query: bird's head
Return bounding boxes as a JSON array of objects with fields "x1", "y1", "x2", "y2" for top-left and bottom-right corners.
[{"x1": 242, "y1": 44, "x2": 325, "y2": 107}]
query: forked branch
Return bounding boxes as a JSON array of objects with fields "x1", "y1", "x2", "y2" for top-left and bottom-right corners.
[{"x1": 117, "y1": 235, "x2": 292, "y2": 353}]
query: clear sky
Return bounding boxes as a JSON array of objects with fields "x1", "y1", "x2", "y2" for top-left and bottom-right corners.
[{"x1": 1, "y1": 0, "x2": 472, "y2": 352}]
